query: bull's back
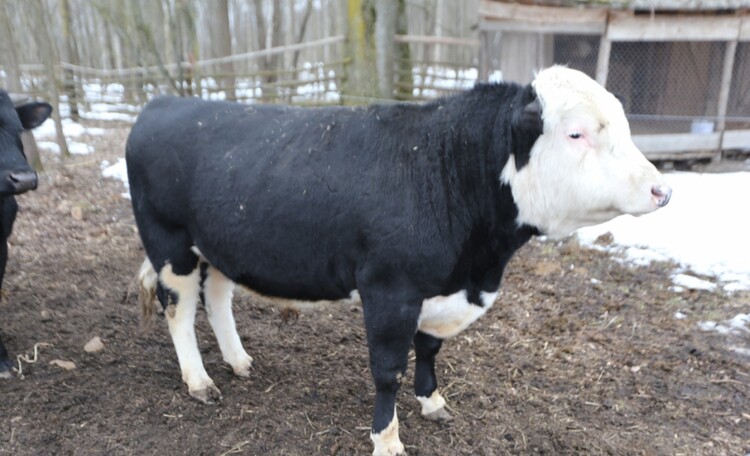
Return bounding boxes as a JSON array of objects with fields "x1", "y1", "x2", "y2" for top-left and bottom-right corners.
[
  {"x1": 127, "y1": 98, "x2": 317, "y2": 223},
  {"x1": 126, "y1": 97, "x2": 416, "y2": 298}
]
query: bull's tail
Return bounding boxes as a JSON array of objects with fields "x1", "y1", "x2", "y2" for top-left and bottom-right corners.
[{"x1": 137, "y1": 257, "x2": 160, "y2": 330}]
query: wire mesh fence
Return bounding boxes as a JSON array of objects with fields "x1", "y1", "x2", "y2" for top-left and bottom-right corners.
[
  {"x1": 728, "y1": 42, "x2": 750, "y2": 130},
  {"x1": 608, "y1": 40, "x2": 727, "y2": 135},
  {"x1": 486, "y1": 32, "x2": 743, "y2": 137}
]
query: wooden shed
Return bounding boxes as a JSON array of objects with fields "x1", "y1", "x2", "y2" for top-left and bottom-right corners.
[{"x1": 478, "y1": 0, "x2": 750, "y2": 161}]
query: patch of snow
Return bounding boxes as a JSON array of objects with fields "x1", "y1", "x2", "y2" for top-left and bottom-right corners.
[
  {"x1": 37, "y1": 140, "x2": 92, "y2": 155},
  {"x1": 37, "y1": 141, "x2": 60, "y2": 154},
  {"x1": 578, "y1": 172, "x2": 750, "y2": 291},
  {"x1": 698, "y1": 314, "x2": 749, "y2": 335},
  {"x1": 69, "y1": 142, "x2": 94, "y2": 155},
  {"x1": 101, "y1": 158, "x2": 130, "y2": 199},
  {"x1": 671, "y1": 274, "x2": 717, "y2": 291}
]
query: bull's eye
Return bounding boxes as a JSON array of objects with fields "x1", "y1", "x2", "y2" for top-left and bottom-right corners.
[{"x1": 568, "y1": 131, "x2": 583, "y2": 139}]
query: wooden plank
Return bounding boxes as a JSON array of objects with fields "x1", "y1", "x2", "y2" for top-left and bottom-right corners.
[
  {"x1": 60, "y1": 35, "x2": 346, "y2": 76},
  {"x1": 394, "y1": 35, "x2": 479, "y2": 47},
  {"x1": 643, "y1": 149, "x2": 718, "y2": 161},
  {"x1": 608, "y1": 12, "x2": 742, "y2": 41},
  {"x1": 633, "y1": 132, "x2": 721, "y2": 153},
  {"x1": 478, "y1": 1, "x2": 605, "y2": 35},
  {"x1": 479, "y1": 30, "x2": 491, "y2": 81},
  {"x1": 715, "y1": 40, "x2": 739, "y2": 161},
  {"x1": 595, "y1": 26, "x2": 612, "y2": 86},
  {"x1": 741, "y1": 16, "x2": 750, "y2": 41},
  {"x1": 721, "y1": 129, "x2": 750, "y2": 150},
  {"x1": 479, "y1": 18, "x2": 604, "y2": 36},
  {"x1": 479, "y1": 1, "x2": 606, "y2": 25}
]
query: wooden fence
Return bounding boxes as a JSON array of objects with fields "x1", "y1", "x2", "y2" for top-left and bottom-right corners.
[
  {"x1": 5, "y1": 34, "x2": 485, "y2": 117},
  {"x1": 8, "y1": 35, "x2": 349, "y2": 119}
]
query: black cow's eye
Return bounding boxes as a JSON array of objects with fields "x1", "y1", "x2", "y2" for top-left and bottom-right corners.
[{"x1": 568, "y1": 132, "x2": 583, "y2": 139}]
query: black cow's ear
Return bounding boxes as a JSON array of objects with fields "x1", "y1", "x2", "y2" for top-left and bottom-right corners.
[
  {"x1": 16, "y1": 102, "x2": 53, "y2": 130},
  {"x1": 510, "y1": 86, "x2": 543, "y2": 171}
]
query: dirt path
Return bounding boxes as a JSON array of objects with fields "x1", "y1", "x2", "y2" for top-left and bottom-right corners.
[{"x1": 0, "y1": 124, "x2": 748, "y2": 455}]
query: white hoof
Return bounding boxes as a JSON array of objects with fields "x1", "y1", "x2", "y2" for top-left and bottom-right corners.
[{"x1": 230, "y1": 353, "x2": 254, "y2": 378}]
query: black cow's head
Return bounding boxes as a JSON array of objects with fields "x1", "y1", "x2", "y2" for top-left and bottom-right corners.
[{"x1": 0, "y1": 90, "x2": 52, "y2": 196}]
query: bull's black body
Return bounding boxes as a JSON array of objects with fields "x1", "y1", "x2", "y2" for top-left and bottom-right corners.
[
  {"x1": 126, "y1": 82, "x2": 541, "y2": 435},
  {"x1": 0, "y1": 90, "x2": 51, "y2": 377}
]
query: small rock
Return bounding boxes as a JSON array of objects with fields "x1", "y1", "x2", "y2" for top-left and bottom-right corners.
[
  {"x1": 594, "y1": 231, "x2": 614, "y2": 246},
  {"x1": 40, "y1": 309, "x2": 52, "y2": 322},
  {"x1": 49, "y1": 359, "x2": 76, "y2": 371},
  {"x1": 71, "y1": 205, "x2": 84, "y2": 221},
  {"x1": 56, "y1": 200, "x2": 71, "y2": 213},
  {"x1": 84, "y1": 336, "x2": 104, "y2": 353}
]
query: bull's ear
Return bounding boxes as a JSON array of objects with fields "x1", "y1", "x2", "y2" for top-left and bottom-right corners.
[
  {"x1": 16, "y1": 102, "x2": 52, "y2": 130},
  {"x1": 510, "y1": 86, "x2": 543, "y2": 171}
]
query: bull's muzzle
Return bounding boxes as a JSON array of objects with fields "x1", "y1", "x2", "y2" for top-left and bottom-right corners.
[
  {"x1": 8, "y1": 170, "x2": 38, "y2": 194},
  {"x1": 651, "y1": 185, "x2": 672, "y2": 207}
]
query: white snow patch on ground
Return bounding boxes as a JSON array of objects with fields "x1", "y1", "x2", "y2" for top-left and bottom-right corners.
[
  {"x1": 101, "y1": 158, "x2": 130, "y2": 199},
  {"x1": 577, "y1": 172, "x2": 750, "y2": 292}
]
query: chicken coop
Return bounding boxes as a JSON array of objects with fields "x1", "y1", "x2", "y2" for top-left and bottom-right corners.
[{"x1": 477, "y1": 0, "x2": 750, "y2": 161}]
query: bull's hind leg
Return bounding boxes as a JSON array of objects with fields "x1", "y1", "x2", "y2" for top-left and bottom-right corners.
[
  {"x1": 202, "y1": 265, "x2": 253, "y2": 377},
  {"x1": 158, "y1": 261, "x2": 223, "y2": 403}
]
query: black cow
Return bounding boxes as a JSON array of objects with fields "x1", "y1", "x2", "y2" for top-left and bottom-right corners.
[
  {"x1": 126, "y1": 66, "x2": 671, "y2": 455},
  {"x1": 0, "y1": 91, "x2": 51, "y2": 378}
]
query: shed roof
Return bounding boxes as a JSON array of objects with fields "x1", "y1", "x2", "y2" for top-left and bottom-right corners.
[{"x1": 489, "y1": 0, "x2": 750, "y2": 12}]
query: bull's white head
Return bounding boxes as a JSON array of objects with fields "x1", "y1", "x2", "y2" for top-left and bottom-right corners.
[{"x1": 501, "y1": 66, "x2": 671, "y2": 238}]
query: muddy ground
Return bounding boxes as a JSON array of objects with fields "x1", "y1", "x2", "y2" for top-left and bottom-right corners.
[{"x1": 0, "y1": 123, "x2": 748, "y2": 456}]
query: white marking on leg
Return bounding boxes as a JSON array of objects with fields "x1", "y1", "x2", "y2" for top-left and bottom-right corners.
[
  {"x1": 203, "y1": 265, "x2": 253, "y2": 377},
  {"x1": 370, "y1": 407, "x2": 404, "y2": 456},
  {"x1": 416, "y1": 389, "x2": 447, "y2": 416},
  {"x1": 160, "y1": 263, "x2": 220, "y2": 403},
  {"x1": 418, "y1": 290, "x2": 497, "y2": 339}
]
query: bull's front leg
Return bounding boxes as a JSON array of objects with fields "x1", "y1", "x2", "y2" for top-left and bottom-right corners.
[
  {"x1": 202, "y1": 265, "x2": 253, "y2": 377},
  {"x1": 413, "y1": 331, "x2": 452, "y2": 421},
  {"x1": 361, "y1": 286, "x2": 423, "y2": 456}
]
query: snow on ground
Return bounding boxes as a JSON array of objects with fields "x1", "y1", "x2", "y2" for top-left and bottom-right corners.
[
  {"x1": 577, "y1": 171, "x2": 750, "y2": 344},
  {"x1": 577, "y1": 172, "x2": 750, "y2": 293},
  {"x1": 101, "y1": 158, "x2": 130, "y2": 200},
  {"x1": 34, "y1": 117, "x2": 104, "y2": 155}
]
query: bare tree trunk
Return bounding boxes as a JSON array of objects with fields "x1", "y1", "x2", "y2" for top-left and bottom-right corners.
[
  {"x1": 209, "y1": 0, "x2": 235, "y2": 100},
  {"x1": 252, "y1": 0, "x2": 268, "y2": 80},
  {"x1": 395, "y1": 0, "x2": 412, "y2": 100},
  {"x1": 268, "y1": 0, "x2": 283, "y2": 84},
  {"x1": 181, "y1": 0, "x2": 200, "y2": 96},
  {"x1": 433, "y1": 0, "x2": 444, "y2": 63},
  {"x1": 291, "y1": 0, "x2": 315, "y2": 69},
  {"x1": 29, "y1": 0, "x2": 69, "y2": 158},
  {"x1": 0, "y1": 2, "x2": 22, "y2": 93},
  {"x1": 1, "y1": 2, "x2": 44, "y2": 171},
  {"x1": 375, "y1": 0, "x2": 397, "y2": 98},
  {"x1": 343, "y1": 0, "x2": 378, "y2": 101},
  {"x1": 61, "y1": 0, "x2": 79, "y2": 120}
]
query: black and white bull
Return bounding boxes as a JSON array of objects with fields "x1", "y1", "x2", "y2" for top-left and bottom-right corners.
[
  {"x1": 126, "y1": 66, "x2": 671, "y2": 455},
  {"x1": 0, "y1": 91, "x2": 51, "y2": 378}
]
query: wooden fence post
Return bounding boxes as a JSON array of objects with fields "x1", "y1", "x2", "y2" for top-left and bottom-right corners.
[{"x1": 716, "y1": 38, "x2": 738, "y2": 162}]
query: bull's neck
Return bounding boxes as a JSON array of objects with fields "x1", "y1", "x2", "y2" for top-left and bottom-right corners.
[{"x1": 434, "y1": 95, "x2": 537, "y2": 252}]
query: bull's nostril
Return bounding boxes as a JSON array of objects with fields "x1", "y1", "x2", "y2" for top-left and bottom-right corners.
[
  {"x1": 8, "y1": 171, "x2": 38, "y2": 193},
  {"x1": 651, "y1": 185, "x2": 672, "y2": 207}
]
